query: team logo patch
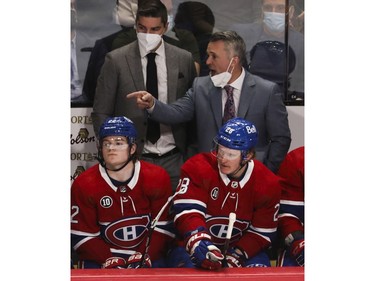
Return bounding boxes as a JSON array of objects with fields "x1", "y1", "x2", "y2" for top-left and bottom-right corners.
[
  {"x1": 100, "y1": 196, "x2": 113, "y2": 208},
  {"x1": 211, "y1": 187, "x2": 219, "y2": 200},
  {"x1": 206, "y1": 216, "x2": 249, "y2": 245},
  {"x1": 104, "y1": 215, "x2": 150, "y2": 248}
]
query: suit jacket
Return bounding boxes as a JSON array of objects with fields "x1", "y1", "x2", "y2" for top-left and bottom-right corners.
[
  {"x1": 91, "y1": 40, "x2": 196, "y2": 155},
  {"x1": 151, "y1": 71, "x2": 291, "y2": 173},
  {"x1": 82, "y1": 29, "x2": 125, "y2": 103},
  {"x1": 84, "y1": 28, "x2": 200, "y2": 105}
]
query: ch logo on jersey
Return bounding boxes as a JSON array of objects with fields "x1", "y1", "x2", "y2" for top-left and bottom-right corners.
[
  {"x1": 211, "y1": 187, "x2": 219, "y2": 200},
  {"x1": 206, "y1": 216, "x2": 249, "y2": 245},
  {"x1": 100, "y1": 196, "x2": 113, "y2": 208},
  {"x1": 104, "y1": 215, "x2": 150, "y2": 248}
]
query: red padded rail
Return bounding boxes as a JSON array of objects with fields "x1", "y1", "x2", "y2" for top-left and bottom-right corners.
[{"x1": 71, "y1": 267, "x2": 304, "y2": 281}]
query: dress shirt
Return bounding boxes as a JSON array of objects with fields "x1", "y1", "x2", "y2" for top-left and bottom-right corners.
[
  {"x1": 139, "y1": 40, "x2": 176, "y2": 155},
  {"x1": 221, "y1": 67, "x2": 245, "y2": 117}
]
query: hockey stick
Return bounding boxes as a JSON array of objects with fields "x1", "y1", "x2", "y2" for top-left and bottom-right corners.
[
  {"x1": 222, "y1": 212, "x2": 236, "y2": 267},
  {"x1": 139, "y1": 185, "x2": 188, "y2": 268}
]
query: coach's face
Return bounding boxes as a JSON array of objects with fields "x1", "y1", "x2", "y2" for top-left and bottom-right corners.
[{"x1": 206, "y1": 40, "x2": 233, "y2": 77}]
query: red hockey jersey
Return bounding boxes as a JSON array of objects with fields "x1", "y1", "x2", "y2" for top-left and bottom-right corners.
[
  {"x1": 71, "y1": 160, "x2": 174, "y2": 265},
  {"x1": 277, "y1": 146, "x2": 304, "y2": 239},
  {"x1": 173, "y1": 153, "x2": 281, "y2": 258}
]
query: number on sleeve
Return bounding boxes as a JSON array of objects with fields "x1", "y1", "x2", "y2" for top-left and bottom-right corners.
[
  {"x1": 273, "y1": 203, "x2": 280, "y2": 222},
  {"x1": 71, "y1": 205, "x2": 79, "y2": 223}
]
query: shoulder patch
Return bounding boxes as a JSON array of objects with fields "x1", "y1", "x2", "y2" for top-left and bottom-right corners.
[{"x1": 100, "y1": 196, "x2": 113, "y2": 208}]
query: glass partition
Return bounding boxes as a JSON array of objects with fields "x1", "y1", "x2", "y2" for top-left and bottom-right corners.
[{"x1": 71, "y1": 0, "x2": 304, "y2": 106}]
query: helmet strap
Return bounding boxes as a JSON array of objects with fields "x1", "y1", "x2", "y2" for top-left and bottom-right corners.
[{"x1": 228, "y1": 161, "x2": 248, "y2": 178}]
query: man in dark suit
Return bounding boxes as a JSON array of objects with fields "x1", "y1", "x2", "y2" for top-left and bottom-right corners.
[
  {"x1": 128, "y1": 30, "x2": 291, "y2": 173},
  {"x1": 92, "y1": 0, "x2": 197, "y2": 190}
]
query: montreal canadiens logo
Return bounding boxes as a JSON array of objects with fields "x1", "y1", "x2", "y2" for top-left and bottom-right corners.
[
  {"x1": 104, "y1": 215, "x2": 150, "y2": 248},
  {"x1": 206, "y1": 216, "x2": 249, "y2": 245},
  {"x1": 211, "y1": 187, "x2": 219, "y2": 200},
  {"x1": 100, "y1": 196, "x2": 113, "y2": 208}
]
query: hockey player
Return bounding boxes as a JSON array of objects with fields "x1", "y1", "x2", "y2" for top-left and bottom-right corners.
[
  {"x1": 168, "y1": 118, "x2": 282, "y2": 269},
  {"x1": 71, "y1": 116, "x2": 174, "y2": 269},
  {"x1": 276, "y1": 146, "x2": 304, "y2": 267}
]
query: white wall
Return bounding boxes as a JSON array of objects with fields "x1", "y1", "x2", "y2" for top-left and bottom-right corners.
[
  {"x1": 287, "y1": 105, "x2": 304, "y2": 151},
  {"x1": 70, "y1": 105, "x2": 304, "y2": 182}
]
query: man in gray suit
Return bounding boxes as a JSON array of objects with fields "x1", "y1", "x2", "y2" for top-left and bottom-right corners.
[
  {"x1": 128, "y1": 30, "x2": 291, "y2": 173},
  {"x1": 92, "y1": 0, "x2": 196, "y2": 190}
]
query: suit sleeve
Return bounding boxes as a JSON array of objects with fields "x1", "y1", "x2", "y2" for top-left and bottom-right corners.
[
  {"x1": 82, "y1": 39, "x2": 108, "y2": 103},
  {"x1": 151, "y1": 83, "x2": 196, "y2": 125},
  {"x1": 91, "y1": 53, "x2": 119, "y2": 136},
  {"x1": 264, "y1": 84, "x2": 291, "y2": 173}
]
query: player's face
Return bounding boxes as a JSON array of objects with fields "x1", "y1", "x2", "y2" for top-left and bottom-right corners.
[
  {"x1": 102, "y1": 136, "x2": 132, "y2": 169},
  {"x1": 216, "y1": 145, "x2": 243, "y2": 175}
]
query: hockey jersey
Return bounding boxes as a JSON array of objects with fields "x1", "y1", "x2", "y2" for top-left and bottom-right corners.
[
  {"x1": 173, "y1": 153, "x2": 281, "y2": 258},
  {"x1": 71, "y1": 160, "x2": 174, "y2": 266},
  {"x1": 277, "y1": 146, "x2": 304, "y2": 239}
]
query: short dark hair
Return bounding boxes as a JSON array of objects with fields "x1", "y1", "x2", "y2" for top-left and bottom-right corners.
[
  {"x1": 136, "y1": 0, "x2": 168, "y2": 26},
  {"x1": 209, "y1": 31, "x2": 246, "y2": 65}
]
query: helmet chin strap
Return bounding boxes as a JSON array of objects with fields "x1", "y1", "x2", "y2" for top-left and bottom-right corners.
[
  {"x1": 97, "y1": 146, "x2": 135, "y2": 172},
  {"x1": 228, "y1": 160, "x2": 248, "y2": 178},
  {"x1": 105, "y1": 155, "x2": 134, "y2": 172}
]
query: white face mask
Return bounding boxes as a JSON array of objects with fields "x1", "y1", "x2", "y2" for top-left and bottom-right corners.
[
  {"x1": 263, "y1": 12, "x2": 285, "y2": 33},
  {"x1": 137, "y1": 32, "x2": 162, "y2": 53},
  {"x1": 210, "y1": 58, "x2": 234, "y2": 88}
]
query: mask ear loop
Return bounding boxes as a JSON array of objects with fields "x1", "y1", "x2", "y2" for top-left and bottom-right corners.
[{"x1": 226, "y1": 57, "x2": 234, "y2": 73}]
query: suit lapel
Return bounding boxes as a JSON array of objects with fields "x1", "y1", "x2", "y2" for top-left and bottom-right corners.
[
  {"x1": 127, "y1": 42, "x2": 146, "y2": 91},
  {"x1": 237, "y1": 72, "x2": 256, "y2": 118},
  {"x1": 165, "y1": 43, "x2": 178, "y2": 103},
  {"x1": 209, "y1": 86, "x2": 223, "y2": 130}
]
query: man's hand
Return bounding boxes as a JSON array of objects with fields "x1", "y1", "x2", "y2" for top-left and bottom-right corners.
[
  {"x1": 127, "y1": 91, "x2": 155, "y2": 110},
  {"x1": 290, "y1": 239, "x2": 304, "y2": 266},
  {"x1": 102, "y1": 257, "x2": 127, "y2": 269},
  {"x1": 225, "y1": 248, "x2": 246, "y2": 268},
  {"x1": 185, "y1": 230, "x2": 224, "y2": 270},
  {"x1": 285, "y1": 231, "x2": 304, "y2": 267},
  {"x1": 126, "y1": 252, "x2": 152, "y2": 268}
]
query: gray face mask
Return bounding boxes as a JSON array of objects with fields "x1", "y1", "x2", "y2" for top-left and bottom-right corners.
[{"x1": 263, "y1": 12, "x2": 285, "y2": 33}]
